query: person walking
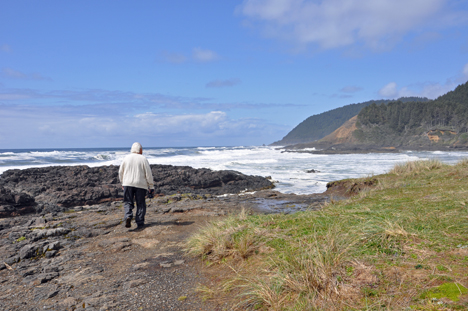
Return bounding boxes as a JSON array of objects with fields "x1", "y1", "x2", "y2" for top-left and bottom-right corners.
[{"x1": 119, "y1": 142, "x2": 154, "y2": 229}]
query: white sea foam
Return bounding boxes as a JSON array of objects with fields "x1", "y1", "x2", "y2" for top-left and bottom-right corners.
[{"x1": 1, "y1": 146, "x2": 468, "y2": 194}]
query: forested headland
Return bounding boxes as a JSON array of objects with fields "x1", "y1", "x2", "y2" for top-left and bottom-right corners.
[
  {"x1": 272, "y1": 97, "x2": 428, "y2": 146},
  {"x1": 354, "y1": 82, "x2": 468, "y2": 147}
]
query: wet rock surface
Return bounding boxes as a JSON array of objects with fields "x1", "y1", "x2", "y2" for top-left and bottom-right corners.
[
  {"x1": 0, "y1": 190, "x2": 330, "y2": 310},
  {"x1": 0, "y1": 164, "x2": 273, "y2": 217}
]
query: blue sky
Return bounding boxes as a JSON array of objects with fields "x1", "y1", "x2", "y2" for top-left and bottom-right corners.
[{"x1": 1, "y1": 0, "x2": 468, "y2": 148}]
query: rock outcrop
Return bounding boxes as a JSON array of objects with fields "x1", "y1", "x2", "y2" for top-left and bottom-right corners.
[{"x1": 0, "y1": 164, "x2": 273, "y2": 217}]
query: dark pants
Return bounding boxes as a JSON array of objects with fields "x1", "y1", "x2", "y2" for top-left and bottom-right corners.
[{"x1": 123, "y1": 186, "x2": 147, "y2": 226}]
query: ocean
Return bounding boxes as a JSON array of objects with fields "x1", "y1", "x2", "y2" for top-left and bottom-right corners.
[{"x1": 1, "y1": 146, "x2": 468, "y2": 195}]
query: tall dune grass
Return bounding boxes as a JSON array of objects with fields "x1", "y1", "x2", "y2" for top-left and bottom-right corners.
[
  {"x1": 389, "y1": 158, "x2": 445, "y2": 176},
  {"x1": 185, "y1": 159, "x2": 468, "y2": 310}
]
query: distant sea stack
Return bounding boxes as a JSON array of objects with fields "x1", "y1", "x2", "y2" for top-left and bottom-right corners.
[{"x1": 282, "y1": 81, "x2": 468, "y2": 153}]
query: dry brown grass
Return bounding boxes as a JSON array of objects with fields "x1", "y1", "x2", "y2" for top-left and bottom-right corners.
[
  {"x1": 184, "y1": 208, "x2": 264, "y2": 263},
  {"x1": 389, "y1": 158, "x2": 446, "y2": 176}
]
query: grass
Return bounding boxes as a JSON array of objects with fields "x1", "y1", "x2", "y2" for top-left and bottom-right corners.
[
  {"x1": 185, "y1": 159, "x2": 468, "y2": 310},
  {"x1": 15, "y1": 236, "x2": 26, "y2": 242}
]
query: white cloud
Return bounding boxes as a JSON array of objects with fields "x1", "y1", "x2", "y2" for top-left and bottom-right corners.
[
  {"x1": 159, "y1": 48, "x2": 220, "y2": 63},
  {"x1": 340, "y1": 85, "x2": 362, "y2": 93},
  {"x1": 3, "y1": 68, "x2": 27, "y2": 79},
  {"x1": 2, "y1": 67, "x2": 52, "y2": 81},
  {"x1": 463, "y1": 63, "x2": 468, "y2": 77},
  {"x1": 206, "y1": 78, "x2": 241, "y2": 88},
  {"x1": 1, "y1": 44, "x2": 11, "y2": 53},
  {"x1": 0, "y1": 105, "x2": 286, "y2": 148},
  {"x1": 378, "y1": 63, "x2": 468, "y2": 99},
  {"x1": 378, "y1": 82, "x2": 398, "y2": 98},
  {"x1": 192, "y1": 48, "x2": 219, "y2": 62},
  {"x1": 238, "y1": 0, "x2": 463, "y2": 51},
  {"x1": 0, "y1": 87, "x2": 302, "y2": 113},
  {"x1": 161, "y1": 51, "x2": 187, "y2": 64}
]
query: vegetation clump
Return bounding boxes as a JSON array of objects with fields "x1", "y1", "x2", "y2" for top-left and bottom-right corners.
[
  {"x1": 420, "y1": 282, "x2": 468, "y2": 302},
  {"x1": 16, "y1": 236, "x2": 26, "y2": 242},
  {"x1": 185, "y1": 159, "x2": 468, "y2": 310}
]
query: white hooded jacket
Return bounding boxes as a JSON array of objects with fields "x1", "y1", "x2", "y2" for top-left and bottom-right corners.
[{"x1": 119, "y1": 153, "x2": 154, "y2": 190}]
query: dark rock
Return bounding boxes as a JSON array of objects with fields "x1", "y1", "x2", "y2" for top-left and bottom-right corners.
[
  {"x1": 0, "y1": 164, "x2": 273, "y2": 212},
  {"x1": 36, "y1": 272, "x2": 59, "y2": 284},
  {"x1": 19, "y1": 244, "x2": 38, "y2": 260},
  {"x1": 26, "y1": 228, "x2": 70, "y2": 242},
  {"x1": 45, "y1": 250, "x2": 57, "y2": 258},
  {"x1": 21, "y1": 268, "x2": 37, "y2": 278},
  {"x1": 0, "y1": 186, "x2": 35, "y2": 217},
  {"x1": 47, "y1": 288, "x2": 60, "y2": 299},
  {"x1": 42, "y1": 265, "x2": 60, "y2": 274},
  {"x1": 43, "y1": 241, "x2": 60, "y2": 253},
  {"x1": 4, "y1": 255, "x2": 20, "y2": 265},
  {"x1": 19, "y1": 242, "x2": 48, "y2": 260}
]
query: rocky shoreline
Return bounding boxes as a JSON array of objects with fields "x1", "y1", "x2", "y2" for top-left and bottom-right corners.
[
  {"x1": 0, "y1": 164, "x2": 333, "y2": 310},
  {"x1": 0, "y1": 164, "x2": 274, "y2": 217},
  {"x1": 280, "y1": 141, "x2": 468, "y2": 154}
]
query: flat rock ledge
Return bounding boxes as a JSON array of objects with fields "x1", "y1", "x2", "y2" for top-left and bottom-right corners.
[{"x1": 0, "y1": 190, "x2": 330, "y2": 311}]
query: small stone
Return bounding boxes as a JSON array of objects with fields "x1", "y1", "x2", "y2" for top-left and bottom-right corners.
[
  {"x1": 131, "y1": 262, "x2": 151, "y2": 271},
  {"x1": 45, "y1": 250, "x2": 57, "y2": 258},
  {"x1": 160, "y1": 261, "x2": 172, "y2": 268},
  {"x1": 37, "y1": 272, "x2": 59, "y2": 284},
  {"x1": 125, "y1": 279, "x2": 146, "y2": 289},
  {"x1": 47, "y1": 289, "x2": 60, "y2": 299},
  {"x1": 42, "y1": 265, "x2": 59, "y2": 274},
  {"x1": 58, "y1": 297, "x2": 77, "y2": 308},
  {"x1": 19, "y1": 244, "x2": 39, "y2": 259},
  {"x1": 4, "y1": 256, "x2": 19, "y2": 265},
  {"x1": 21, "y1": 268, "x2": 36, "y2": 278}
]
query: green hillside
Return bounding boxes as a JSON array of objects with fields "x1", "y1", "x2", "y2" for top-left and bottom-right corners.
[
  {"x1": 271, "y1": 97, "x2": 428, "y2": 146},
  {"x1": 355, "y1": 82, "x2": 468, "y2": 147}
]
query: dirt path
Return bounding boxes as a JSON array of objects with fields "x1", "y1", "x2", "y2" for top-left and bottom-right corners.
[{"x1": 0, "y1": 191, "x2": 329, "y2": 310}]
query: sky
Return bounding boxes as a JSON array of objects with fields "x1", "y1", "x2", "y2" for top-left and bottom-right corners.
[{"x1": 1, "y1": 0, "x2": 468, "y2": 149}]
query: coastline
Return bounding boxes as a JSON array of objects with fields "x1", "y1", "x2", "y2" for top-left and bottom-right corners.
[{"x1": 279, "y1": 142, "x2": 468, "y2": 155}]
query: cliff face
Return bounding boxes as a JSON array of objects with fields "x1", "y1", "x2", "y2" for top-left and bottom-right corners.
[
  {"x1": 320, "y1": 115, "x2": 359, "y2": 144},
  {"x1": 311, "y1": 115, "x2": 468, "y2": 150}
]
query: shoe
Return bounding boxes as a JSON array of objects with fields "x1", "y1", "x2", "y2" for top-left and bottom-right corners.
[
  {"x1": 125, "y1": 218, "x2": 131, "y2": 228},
  {"x1": 136, "y1": 224, "x2": 145, "y2": 230}
]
